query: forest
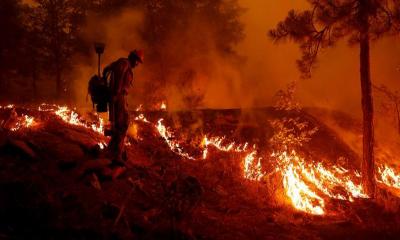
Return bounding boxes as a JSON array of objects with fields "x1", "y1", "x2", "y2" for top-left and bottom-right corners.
[{"x1": 1, "y1": 1, "x2": 400, "y2": 239}]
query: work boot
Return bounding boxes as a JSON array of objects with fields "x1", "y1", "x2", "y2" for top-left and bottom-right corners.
[{"x1": 110, "y1": 151, "x2": 127, "y2": 167}]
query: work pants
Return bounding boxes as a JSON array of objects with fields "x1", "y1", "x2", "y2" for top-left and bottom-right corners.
[{"x1": 108, "y1": 95, "x2": 129, "y2": 161}]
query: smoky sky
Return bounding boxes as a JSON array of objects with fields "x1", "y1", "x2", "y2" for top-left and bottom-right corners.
[
  {"x1": 238, "y1": 0, "x2": 400, "y2": 114},
  {"x1": 62, "y1": 0, "x2": 400, "y2": 113}
]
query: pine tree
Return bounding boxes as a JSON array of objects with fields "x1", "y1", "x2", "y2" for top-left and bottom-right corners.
[
  {"x1": 32, "y1": 0, "x2": 86, "y2": 99},
  {"x1": 269, "y1": 0, "x2": 400, "y2": 198},
  {"x1": 0, "y1": 0, "x2": 25, "y2": 91}
]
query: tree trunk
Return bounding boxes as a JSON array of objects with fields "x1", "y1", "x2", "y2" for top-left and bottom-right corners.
[
  {"x1": 32, "y1": 59, "x2": 37, "y2": 99},
  {"x1": 56, "y1": 66, "x2": 62, "y2": 98},
  {"x1": 395, "y1": 103, "x2": 400, "y2": 136},
  {"x1": 55, "y1": 54, "x2": 64, "y2": 100},
  {"x1": 359, "y1": 0, "x2": 376, "y2": 198}
]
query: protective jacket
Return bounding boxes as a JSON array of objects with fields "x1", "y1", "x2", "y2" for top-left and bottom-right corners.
[{"x1": 103, "y1": 58, "x2": 133, "y2": 161}]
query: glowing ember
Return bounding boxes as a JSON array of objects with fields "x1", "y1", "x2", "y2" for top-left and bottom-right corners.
[
  {"x1": 0, "y1": 104, "x2": 15, "y2": 109},
  {"x1": 55, "y1": 106, "x2": 83, "y2": 126},
  {"x1": 10, "y1": 115, "x2": 38, "y2": 131},
  {"x1": 134, "y1": 114, "x2": 149, "y2": 123},
  {"x1": 160, "y1": 102, "x2": 167, "y2": 110},
  {"x1": 91, "y1": 117, "x2": 104, "y2": 134},
  {"x1": 135, "y1": 104, "x2": 143, "y2": 112},
  {"x1": 244, "y1": 150, "x2": 264, "y2": 181},
  {"x1": 98, "y1": 142, "x2": 107, "y2": 150},
  {"x1": 156, "y1": 119, "x2": 195, "y2": 160}
]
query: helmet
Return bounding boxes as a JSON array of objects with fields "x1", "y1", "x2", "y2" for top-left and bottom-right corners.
[{"x1": 128, "y1": 49, "x2": 144, "y2": 64}]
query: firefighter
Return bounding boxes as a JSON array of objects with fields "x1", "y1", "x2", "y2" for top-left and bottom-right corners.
[{"x1": 103, "y1": 50, "x2": 144, "y2": 165}]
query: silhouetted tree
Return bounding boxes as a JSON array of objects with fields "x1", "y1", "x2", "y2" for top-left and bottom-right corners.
[
  {"x1": 0, "y1": 0, "x2": 25, "y2": 91},
  {"x1": 270, "y1": 0, "x2": 400, "y2": 198},
  {"x1": 20, "y1": 4, "x2": 44, "y2": 98},
  {"x1": 31, "y1": 0, "x2": 87, "y2": 99}
]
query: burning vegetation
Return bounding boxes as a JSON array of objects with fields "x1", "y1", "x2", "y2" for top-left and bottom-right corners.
[
  {"x1": 2, "y1": 0, "x2": 400, "y2": 239},
  {"x1": 2, "y1": 102, "x2": 400, "y2": 239}
]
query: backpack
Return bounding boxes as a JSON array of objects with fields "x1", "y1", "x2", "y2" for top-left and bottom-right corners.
[{"x1": 88, "y1": 74, "x2": 110, "y2": 113}]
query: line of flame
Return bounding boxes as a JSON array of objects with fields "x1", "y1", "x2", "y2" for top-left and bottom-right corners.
[
  {"x1": 5, "y1": 105, "x2": 400, "y2": 216},
  {"x1": 156, "y1": 119, "x2": 196, "y2": 160}
]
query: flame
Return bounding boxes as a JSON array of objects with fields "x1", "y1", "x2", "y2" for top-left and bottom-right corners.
[
  {"x1": 160, "y1": 101, "x2": 167, "y2": 110},
  {"x1": 156, "y1": 119, "x2": 195, "y2": 160},
  {"x1": 202, "y1": 136, "x2": 248, "y2": 159},
  {"x1": 0, "y1": 104, "x2": 15, "y2": 109},
  {"x1": 201, "y1": 136, "x2": 264, "y2": 181},
  {"x1": 98, "y1": 142, "x2": 107, "y2": 150},
  {"x1": 273, "y1": 150, "x2": 369, "y2": 215},
  {"x1": 134, "y1": 113, "x2": 195, "y2": 159},
  {"x1": 284, "y1": 163, "x2": 325, "y2": 215},
  {"x1": 134, "y1": 114, "x2": 149, "y2": 123},
  {"x1": 2, "y1": 104, "x2": 105, "y2": 136},
  {"x1": 377, "y1": 164, "x2": 400, "y2": 190},
  {"x1": 10, "y1": 115, "x2": 38, "y2": 131},
  {"x1": 274, "y1": 151, "x2": 325, "y2": 215},
  {"x1": 6, "y1": 104, "x2": 400, "y2": 216},
  {"x1": 42, "y1": 105, "x2": 105, "y2": 135},
  {"x1": 244, "y1": 150, "x2": 265, "y2": 181}
]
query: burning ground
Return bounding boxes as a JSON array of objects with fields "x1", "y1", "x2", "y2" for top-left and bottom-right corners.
[{"x1": 1, "y1": 104, "x2": 400, "y2": 239}]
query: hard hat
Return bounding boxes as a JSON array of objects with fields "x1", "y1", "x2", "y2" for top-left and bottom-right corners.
[{"x1": 128, "y1": 49, "x2": 144, "y2": 64}]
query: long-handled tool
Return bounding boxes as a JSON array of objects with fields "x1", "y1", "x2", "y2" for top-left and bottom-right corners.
[{"x1": 94, "y1": 42, "x2": 105, "y2": 77}]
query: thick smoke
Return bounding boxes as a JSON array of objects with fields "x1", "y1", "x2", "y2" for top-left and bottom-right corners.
[
  {"x1": 72, "y1": 2, "x2": 246, "y2": 110},
  {"x1": 70, "y1": 9, "x2": 145, "y2": 108},
  {"x1": 238, "y1": 0, "x2": 400, "y2": 115},
  {"x1": 70, "y1": 1, "x2": 400, "y2": 114},
  {"x1": 236, "y1": 0, "x2": 400, "y2": 157}
]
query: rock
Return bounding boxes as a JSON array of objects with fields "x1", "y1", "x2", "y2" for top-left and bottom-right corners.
[{"x1": 7, "y1": 139, "x2": 37, "y2": 160}]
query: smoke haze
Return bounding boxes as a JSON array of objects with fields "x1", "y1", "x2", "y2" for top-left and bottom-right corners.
[
  {"x1": 238, "y1": 0, "x2": 400, "y2": 115},
  {"x1": 71, "y1": 0, "x2": 400, "y2": 116}
]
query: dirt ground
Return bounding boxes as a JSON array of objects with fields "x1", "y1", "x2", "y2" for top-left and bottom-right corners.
[{"x1": 0, "y1": 107, "x2": 400, "y2": 240}]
